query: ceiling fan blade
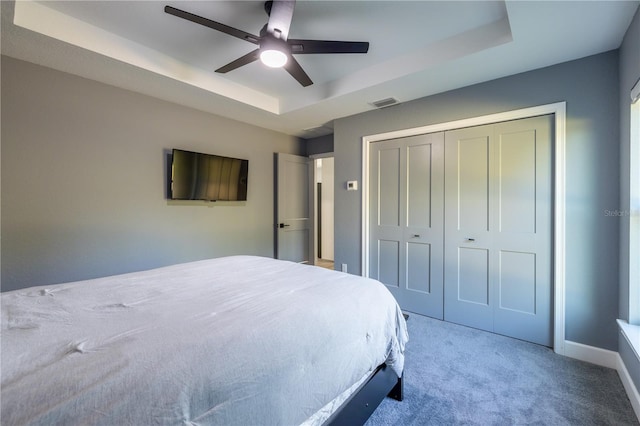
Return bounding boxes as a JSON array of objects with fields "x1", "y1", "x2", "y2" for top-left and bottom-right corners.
[
  {"x1": 284, "y1": 56, "x2": 313, "y2": 87},
  {"x1": 287, "y1": 39, "x2": 369, "y2": 54},
  {"x1": 266, "y1": 0, "x2": 295, "y2": 40},
  {"x1": 215, "y1": 49, "x2": 261, "y2": 73},
  {"x1": 165, "y1": 5, "x2": 260, "y2": 44}
]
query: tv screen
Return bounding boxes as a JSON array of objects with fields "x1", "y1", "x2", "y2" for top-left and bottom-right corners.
[{"x1": 170, "y1": 149, "x2": 248, "y2": 201}]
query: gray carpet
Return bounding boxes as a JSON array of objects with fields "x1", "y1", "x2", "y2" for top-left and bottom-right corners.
[{"x1": 366, "y1": 314, "x2": 639, "y2": 425}]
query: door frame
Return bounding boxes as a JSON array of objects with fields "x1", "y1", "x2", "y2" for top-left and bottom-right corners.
[{"x1": 361, "y1": 102, "x2": 567, "y2": 355}]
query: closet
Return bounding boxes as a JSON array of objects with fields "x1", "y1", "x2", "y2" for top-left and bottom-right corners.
[{"x1": 368, "y1": 115, "x2": 553, "y2": 346}]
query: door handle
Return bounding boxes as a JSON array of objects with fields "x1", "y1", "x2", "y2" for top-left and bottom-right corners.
[
  {"x1": 412, "y1": 234, "x2": 421, "y2": 238},
  {"x1": 465, "y1": 238, "x2": 475, "y2": 242},
  {"x1": 279, "y1": 223, "x2": 290, "y2": 229}
]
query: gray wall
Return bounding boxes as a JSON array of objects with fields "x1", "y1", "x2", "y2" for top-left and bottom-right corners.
[
  {"x1": 618, "y1": 6, "x2": 640, "y2": 390},
  {"x1": 305, "y1": 134, "x2": 334, "y2": 157},
  {"x1": 1, "y1": 56, "x2": 304, "y2": 292},
  {"x1": 334, "y1": 51, "x2": 621, "y2": 351}
]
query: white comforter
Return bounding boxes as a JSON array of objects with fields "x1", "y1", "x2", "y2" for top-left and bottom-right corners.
[{"x1": 1, "y1": 256, "x2": 408, "y2": 425}]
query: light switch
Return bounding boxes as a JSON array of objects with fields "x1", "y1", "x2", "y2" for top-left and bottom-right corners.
[{"x1": 347, "y1": 180, "x2": 358, "y2": 191}]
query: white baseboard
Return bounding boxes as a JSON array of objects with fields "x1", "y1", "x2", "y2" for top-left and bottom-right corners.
[
  {"x1": 564, "y1": 340, "x2": 640, "y2": 422},
  {"x1": 564, "y1": 340, "x2": 618, "y2": 369}
]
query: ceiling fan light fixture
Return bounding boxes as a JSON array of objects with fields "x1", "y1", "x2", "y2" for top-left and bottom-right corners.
[
  {"x1": 260, "y1": 49, "x2": 288, "y2": 68},
  {"x1": 260, "y1": 35, "x2": 289, "y2": 68}
]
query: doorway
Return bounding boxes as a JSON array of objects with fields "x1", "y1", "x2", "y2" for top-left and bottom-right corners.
[{"x1": 313, "y1": 156, "x2": 335, "y2": 270}]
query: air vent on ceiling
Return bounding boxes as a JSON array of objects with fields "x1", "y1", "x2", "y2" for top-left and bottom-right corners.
[{"x1": 370, "y1": 97, "x2": 399, "y2": 109}]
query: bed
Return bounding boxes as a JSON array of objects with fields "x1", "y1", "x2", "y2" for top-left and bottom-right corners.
[{"x1": 1, "y1": 255, "x2": 408, "y2": 425}]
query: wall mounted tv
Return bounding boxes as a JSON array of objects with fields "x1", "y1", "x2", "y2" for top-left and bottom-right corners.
[{"x1": 169, "y1": 149, "x2": 248, "y2": 201}]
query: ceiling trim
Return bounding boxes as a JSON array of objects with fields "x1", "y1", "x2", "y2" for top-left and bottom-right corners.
[{"x1": 13, "y1": 0, "x2": 280, "y2": 113}]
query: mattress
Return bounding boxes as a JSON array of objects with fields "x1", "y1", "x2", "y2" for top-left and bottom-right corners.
[{"x1": 1, "y1": 255, "x2": 408, "y2": 425}]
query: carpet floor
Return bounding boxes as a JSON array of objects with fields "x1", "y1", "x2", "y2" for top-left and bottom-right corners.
[{"x1": 366, "y1": 314, "x2": 638, "y2": 425}]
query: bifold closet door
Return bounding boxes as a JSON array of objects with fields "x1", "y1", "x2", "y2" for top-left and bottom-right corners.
[
  {"x1": 369, "y1": 133, "x2": 445, "y2": 319},
  {"x1": 444, "y1": 115, "x2": 553, "y2": 346}
]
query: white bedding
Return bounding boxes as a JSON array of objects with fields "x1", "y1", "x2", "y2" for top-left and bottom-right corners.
[{"x1": 1, "y1": 256, "x2": 408, "y2": 425}]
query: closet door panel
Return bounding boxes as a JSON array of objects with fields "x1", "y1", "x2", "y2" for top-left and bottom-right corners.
[
  {"x1": 498, "y1": 130, "x2": 536, "y2": 234},
  {"x1": 444, "y1": 125, "x2": 495, "y2": 332},
  {"x1": 493, "y1": 116, "x2": 553, "y2": 347},
  {"x1": 457, "y1": 136, "x2": 490, "y2": 232},
  {"x1": 406, "y1": 142, "x2": 432, "y2": 229},
  {"x1": 406, "y1": 242, "x2": 431, "y2": 293},
  {"x1": 369, "y1": 133, "x2": 444, "y2": 319},
  {"x1": 444, "y1": 116, "x2": 553, "y2": 346},
  {"x1": 377, "y1": 240, "x2": 400, "y2": 288},
  {"x1": 378, "y1": 147, "x2": 401, "y2": 227},
  {"x1": 369, "y1": 141, "x2": 403, "y2": 287}
]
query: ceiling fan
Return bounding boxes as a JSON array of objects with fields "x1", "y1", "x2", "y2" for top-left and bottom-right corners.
[{"x1": 164, "y1": 1, "x2": 369, "y2": 87}]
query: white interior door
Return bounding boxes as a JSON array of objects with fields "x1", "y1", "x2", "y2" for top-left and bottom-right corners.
[
  {"x1": 368, "y1": 133, "x2": 445, "y2": 319},
  {"x1": 444, "y1": 115, "x2": 553, "y2": 346},
  {"x1": 275, "y1": 153, "x2": 313, "y2": 263}
]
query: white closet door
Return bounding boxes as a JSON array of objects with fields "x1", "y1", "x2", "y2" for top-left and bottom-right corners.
[
  {"x1": 444, "y1": 115, "x2": 553, "y2": 346},
  {"x1": 492, "y1": 116, "x2": 553, "y2": 345},
  {"x1": 369, "y1": 133, "x2": 444, "y2": 319},
  {"x1": 443, "y1": 124, "x2": 495, "y2": 331}
]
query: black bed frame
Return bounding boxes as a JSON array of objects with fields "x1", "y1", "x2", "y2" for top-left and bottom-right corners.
[{"x1": 325, "y1": 363, "x2": 403, "y2": 426}]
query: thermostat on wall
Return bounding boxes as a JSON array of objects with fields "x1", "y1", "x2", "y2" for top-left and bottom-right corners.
[{"x1": 347, "y1": 181, "x2": 358, "y2": 191}]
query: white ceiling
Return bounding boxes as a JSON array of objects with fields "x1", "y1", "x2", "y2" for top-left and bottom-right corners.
[{"x1": 1, "y1": 0, "x2": 638, "y2": 138}]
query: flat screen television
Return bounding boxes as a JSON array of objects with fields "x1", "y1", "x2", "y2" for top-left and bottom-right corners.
[{"x1": 170, "y1": 149, "x2": 248, "y2": 201}]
